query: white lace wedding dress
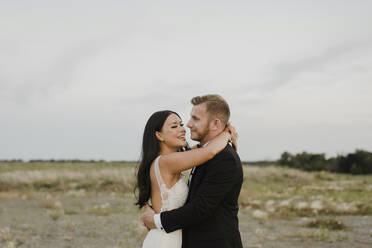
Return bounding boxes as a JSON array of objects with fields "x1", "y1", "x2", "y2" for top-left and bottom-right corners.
[{"x1": 142, "y1": 156, "x2": 189, "y2": 248}]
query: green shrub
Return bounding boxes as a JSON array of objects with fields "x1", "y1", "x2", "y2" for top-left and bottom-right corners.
[
  {"x1": 278, "y1": 149, "x2": 372, "y2": 174},
  {"x1": 279, "y1": 151, "x2": 328, "y2": 171}
]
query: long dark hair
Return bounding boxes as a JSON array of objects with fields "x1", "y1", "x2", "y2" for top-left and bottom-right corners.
[{"x1": 135, "y1": 110, "x2": 181, "y2": 208}]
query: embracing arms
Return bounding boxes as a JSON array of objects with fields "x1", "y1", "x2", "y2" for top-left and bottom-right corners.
[
  {"x1": 160, "y1": 151, "x2": 241, "y2": 232},
  {"x1": 159, "y1": 131, "x2": 230, "y2": 175},
  {"x1": 159, "y1": 123, "x2": 237, "y2": 175}
]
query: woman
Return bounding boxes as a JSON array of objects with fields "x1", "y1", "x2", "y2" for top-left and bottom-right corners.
[{"x1": 135, "y1": 110, "x2": 236, "y2": 248}]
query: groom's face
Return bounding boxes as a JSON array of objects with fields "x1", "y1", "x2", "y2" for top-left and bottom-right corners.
[{"x1": 187, "y1": 103, "x2": 210, "y2": 142}]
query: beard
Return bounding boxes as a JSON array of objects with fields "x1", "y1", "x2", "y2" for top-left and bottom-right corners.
[{"x1": 190, "y1": 125, "x2": 210, "y2": 142}]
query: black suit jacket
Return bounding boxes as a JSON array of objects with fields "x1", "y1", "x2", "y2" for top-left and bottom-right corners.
[{"x1": 160, "y1": 144, "x2": 243, "y2": 248}]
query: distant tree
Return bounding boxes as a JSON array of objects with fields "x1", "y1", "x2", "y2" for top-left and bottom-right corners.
[
  {"x1": 0, "y1": 159, "x2": 24, "y2": 163},
  {"x1": 278, "y1": 149, "x2": 372, "y2": 175},
  {"x1": 278, "y1": 151, "x2": 328, "y2": 171},
  {"x1": 279, "y1": 151, "x2": 292, "y2": 166}
]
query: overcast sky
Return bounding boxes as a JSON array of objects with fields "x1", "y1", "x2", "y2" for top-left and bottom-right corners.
[{"x1": 1, "y1": 0, "x2": 372, "y2": 161}]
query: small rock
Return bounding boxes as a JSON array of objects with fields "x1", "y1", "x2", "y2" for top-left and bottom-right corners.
[
  {"x1": 310, "y1": 200, "x2": 324, "y2": 211},
  {"x1": 63, "y1": 235, "x2": 73, "y2": 241},
  {"x1": 296, "y1": 201, "x2": 309, "y2": 210},
  {"x1": 252, "y1": 210, "x2": 268, "y2": 220}
]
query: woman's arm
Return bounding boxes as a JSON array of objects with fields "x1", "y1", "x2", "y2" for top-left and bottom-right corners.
[
  {"x1": 160, "y1": 151, "x2": 240, "y2": 233},
  {"x1": 160, "y1": 131, "x2": 231, "y2": 175}
]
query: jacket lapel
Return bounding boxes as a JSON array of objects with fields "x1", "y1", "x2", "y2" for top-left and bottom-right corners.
[{"x1": 187, "y1": 160, "x2": 208, "y2": 202}]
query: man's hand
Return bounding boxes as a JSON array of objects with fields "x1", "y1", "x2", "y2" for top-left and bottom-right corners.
[{"x1": 140, "y1": 204, "x2": 156, "y2": 230}]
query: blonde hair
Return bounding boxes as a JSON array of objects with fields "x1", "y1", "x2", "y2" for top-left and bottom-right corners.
[{"x1": 191, "y1": 94, "x2": 230, "y2": 124}]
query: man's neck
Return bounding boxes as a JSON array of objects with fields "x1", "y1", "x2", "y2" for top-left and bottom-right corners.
[{"x1": 200, "y1": 130, "x2": 223, "y2": 146}]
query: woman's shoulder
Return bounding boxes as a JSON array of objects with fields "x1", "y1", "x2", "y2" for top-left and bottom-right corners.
[{"x1": 149, "y1": 156, "x2": 161, "y2": 177}]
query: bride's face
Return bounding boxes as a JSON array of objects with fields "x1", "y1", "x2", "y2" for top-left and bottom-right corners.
[{"x1": 156, "y1": 114, "x2": 187, "y2": 149}]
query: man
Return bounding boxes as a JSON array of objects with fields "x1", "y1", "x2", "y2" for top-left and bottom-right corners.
[{"x1": 141, "y1": 94, "x2": 243, "y2": 248}]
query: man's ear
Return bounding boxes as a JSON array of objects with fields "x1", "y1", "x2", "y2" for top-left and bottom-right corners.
[
  {"x1": 155, "y1": 131, "x2": 164, "y2": 142},
  {"x1": 209, "y1": 119, "x2": 221, "y2": 131}
]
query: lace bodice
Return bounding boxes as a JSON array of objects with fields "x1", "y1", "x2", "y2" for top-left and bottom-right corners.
[
  {"x1": 154, "y1": 156, "x2": 188, "y2": 212},
  {"x1": 142, "y1": 156, "x2": 189, "y2": 248}
]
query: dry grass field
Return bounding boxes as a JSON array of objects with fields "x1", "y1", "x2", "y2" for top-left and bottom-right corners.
[{"x1": 1, "y1": 162, "x2": 372, "y2": 248}]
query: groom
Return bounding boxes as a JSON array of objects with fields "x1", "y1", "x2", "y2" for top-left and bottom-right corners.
[{"x1": 141, "y1": 94, "x2": 243, "y2": 248}]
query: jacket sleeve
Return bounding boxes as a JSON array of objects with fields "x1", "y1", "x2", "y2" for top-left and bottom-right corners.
[{"x1": 160, "y1": 152, "x2": 238, "y2": 233}]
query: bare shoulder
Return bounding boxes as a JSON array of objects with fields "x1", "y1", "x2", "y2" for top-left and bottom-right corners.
[
  {"x1": 157, "y1": 154, "x2": 173, "y2": 174},
  {"x1": 149, "y1": 159, "x2": 158, "y2": 182},
  {"x1": 157, "y1": 155, "x2": 174, "y2": 178}
]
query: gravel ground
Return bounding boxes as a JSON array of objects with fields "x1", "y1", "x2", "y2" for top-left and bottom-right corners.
[{"x1": 1, "y1": 192, "x2": 371, "y2": 248}]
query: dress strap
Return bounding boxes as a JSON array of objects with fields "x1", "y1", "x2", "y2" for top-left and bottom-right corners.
[
  {"x1": 154, "y1": 156, "x2": 169, "y2": 211},
  {"x1": 154, "y1": 156, "x2": 166, "y2": 189}
]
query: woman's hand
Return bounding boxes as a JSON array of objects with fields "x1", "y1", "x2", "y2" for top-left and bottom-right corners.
[
  {"x1": 207, "y1": 130, "x2": 231, "y2": 156},
  {"x1": 225, "y1": 123, "x2": 238, "y2": 152}
]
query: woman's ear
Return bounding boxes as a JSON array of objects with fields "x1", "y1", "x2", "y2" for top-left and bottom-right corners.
[{"x1": 155, "y1": 131, "x2": 164, "y2": 142}]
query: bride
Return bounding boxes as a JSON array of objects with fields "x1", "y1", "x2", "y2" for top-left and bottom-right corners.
[{"x1": 135, "y1": 110, "x2": 236, "y2": 248}]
